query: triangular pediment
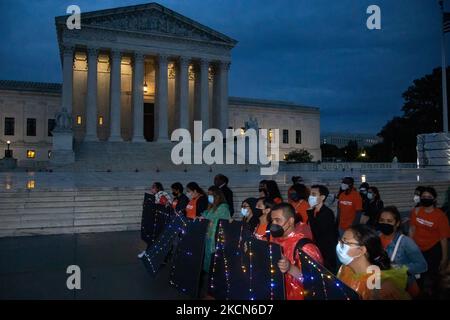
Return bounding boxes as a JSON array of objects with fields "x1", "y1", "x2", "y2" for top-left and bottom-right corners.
[{"x1": 56, "y1": 2, "x2": 237, "y2": 45}]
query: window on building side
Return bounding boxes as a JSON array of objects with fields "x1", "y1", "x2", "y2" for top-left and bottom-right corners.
[
  {"x1": 296, "y1": 130, "x2": 302, "y2": 144},
  {"x1": 27, "y1": 150, "x2": 36, "y2": 159},
  {"x1": 283, "y1": 129, "x2": 289, "y2": 144},
  {"x1": 48, "y1": 119, "x2": 56, "y2": 137},
  {"x1": 26, "y1": 118, "x2": 36, "y2": 136},
  {"x1": 4, "y1": 117, "x2": 15, "y2": 136}
]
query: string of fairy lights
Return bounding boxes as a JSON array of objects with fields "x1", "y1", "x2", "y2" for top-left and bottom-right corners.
[
  {"x1": 297, "y1": 249, "x2": 353, "y2": 300},
  {"x1": 143, "y1": 201, "x2": 357, "y2": 300},
  {"x1": 210, "y1": 221, "x2": 279, "y2": 300}
]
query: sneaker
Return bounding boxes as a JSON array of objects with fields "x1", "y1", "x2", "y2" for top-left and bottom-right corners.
[{"x1": 137, "y1": 250, "x2": 146, "y2": 258}]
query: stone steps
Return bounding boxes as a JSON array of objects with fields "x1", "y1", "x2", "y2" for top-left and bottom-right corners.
[{"x1": 0, "y1": 181, "x2": 448, "y2": 237}]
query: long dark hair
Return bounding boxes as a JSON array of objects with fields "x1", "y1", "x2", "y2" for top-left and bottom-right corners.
[
  {"x1": 186, "y1": 182, "x2": 206, "y2": 196},
  {"x1": 368, "y1": 186, "x2": 381, "y2": 201},
  {"x1": 265, "y1": 180, "x2": 282, "y2": 201},
  {"x1": 349, "y1": 224, "x2": 391, "y2": 270},
  {"x1": 207, "y1": 186, "x2": 227, "y2": 211}
]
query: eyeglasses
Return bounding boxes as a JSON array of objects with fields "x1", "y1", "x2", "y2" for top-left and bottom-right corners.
[{"x1": 338, "y1": 239, "x2": 361, "y2": 247}]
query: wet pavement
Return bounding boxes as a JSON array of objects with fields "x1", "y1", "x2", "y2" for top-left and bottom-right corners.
[{"x1": 0, "y1": 231, "x2": 188, "y2": 299}]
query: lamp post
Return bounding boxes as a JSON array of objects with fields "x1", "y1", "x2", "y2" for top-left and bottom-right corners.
[{"x1": 5, "y1": 140, "x2": 12, "y2": 158}]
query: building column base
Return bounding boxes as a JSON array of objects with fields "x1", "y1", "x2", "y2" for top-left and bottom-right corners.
[
  {"x1": 131, "y1": 136, "x2": 146, "y2": 143},
  {"x1": 108, "y1": 135, "x2": 123, "y2": 142}
]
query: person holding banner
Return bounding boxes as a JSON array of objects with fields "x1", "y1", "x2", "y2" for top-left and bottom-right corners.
[
  {"x1": 197, "y1": 186, "x2": 231, "y2": 273},
  {"x1": 185, "y1": 182, "x2": 208, "y2": 219},
  {"x1": 270, "y1": 203, "x2": 323, "y2": 300},
  {"x1": 254, "y1": 197, "x2": 275, "y2": 241},
  {"x1": 171, "y1": 182, "x2": 189, "y2": 214},
  {"x1": 337, "y1": 224, "x2": 410, "y2": 300}
]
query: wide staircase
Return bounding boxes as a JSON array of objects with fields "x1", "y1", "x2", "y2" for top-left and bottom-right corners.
[
  {"x1": 0, "y1": 180, "x2": 448, "y2": 238},
  {"x1": 53, "y1": 141, "x2": 261, "y2": 172}
]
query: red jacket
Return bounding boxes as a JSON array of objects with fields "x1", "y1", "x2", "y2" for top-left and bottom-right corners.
[{"x1": 272, "y1": 229, "x2": 323, "y2": 300}]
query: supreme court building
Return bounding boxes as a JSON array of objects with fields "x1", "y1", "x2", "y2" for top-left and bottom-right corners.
[{"x1": 0, "y1": 3, "x2": 321, "y2": 168}]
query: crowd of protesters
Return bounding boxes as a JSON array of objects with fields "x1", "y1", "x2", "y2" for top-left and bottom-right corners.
[{"x1": 140, "y1": 174, "x2": 450, "y2": 300}]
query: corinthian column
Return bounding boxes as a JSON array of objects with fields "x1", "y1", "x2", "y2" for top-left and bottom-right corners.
[
  {"x1": 155, "y1": 54, "x2": 169, "y2": 142},
  {"x1": 84, "y1": 47, "x2": 99, "y2": 142},
  {"x1": 109, "y1": 50, "x2": 123, "y2": 142},
  {"x1": 199, "y1": 59, "x2": 210, "y2": 130},
  {"x1": 132, "y1": 52, "x2": 145, "y2": 142}
]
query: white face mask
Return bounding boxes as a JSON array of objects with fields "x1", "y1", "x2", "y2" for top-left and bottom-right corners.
[
  {"x1": 367, "y1": 192, "x2": 373, "y2": 200},
  {"x1": 413, "y1": 195, "x2": 420, "y2": 204},
  {"x1": 241, "y1": 208, "x2": 249, "y2": 217},
  {"x1": 208, "y1": 195, "x2": 214, "y2": 204},
  {"x1": 341, "y1": 183, "x2": 349, "y2": 191},
  {"x1": 308, "y1": 195, "x2": 318, "y2": 208},
  {"x1": 336, "y1": 242, "x2": 360, "y2": 265},
  {"x1": 187, "y1": 192, "x2": 193, "y2": 200}
]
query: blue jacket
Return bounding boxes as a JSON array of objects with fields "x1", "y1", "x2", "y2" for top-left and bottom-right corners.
[{"x1": 384, "y1": 232, "x2": 428, "y2": 275}]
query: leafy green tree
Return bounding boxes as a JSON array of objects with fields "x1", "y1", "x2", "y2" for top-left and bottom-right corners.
[
  {"x1": 285, "y1": 149, "x2": 313, "y2": 162},
  {"x1": 377, "y1": 67, "x2": 449, "y2": 162}
]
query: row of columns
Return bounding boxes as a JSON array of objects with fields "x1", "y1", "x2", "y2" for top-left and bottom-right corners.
[{"x1": 60, "y1": 45, "x2": 230, "y2": 143}]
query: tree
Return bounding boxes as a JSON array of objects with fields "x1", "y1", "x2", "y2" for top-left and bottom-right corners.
[
  {"x1": 320, "y1": 143, "x2": 341, "y2": 159},
  {"x1": 341, "y1": 140, "x2": 359, "y2": 161},
  {"x1": 285, "y1": 149, "x2": 313, "y2": 162},
  {"x1": 377, "y1": 67, "x2": 450, "y2": 162}
]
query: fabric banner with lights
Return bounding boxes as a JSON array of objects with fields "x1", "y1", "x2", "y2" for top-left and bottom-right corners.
[
  {"x1": 141, "y1": 208, "x2": 188, "y2": 276},
  {"x1": 297, "y1": 250, "x2": 360, "y2": 300},
  {"x1": 169, "y1": 219, "x2": 209, "y2": 298},
  {"x1": 140, "y1": 193, "x2": 172, "y2": 246},
  {"x1": 208, "y1": 220, "x2": 285, "y2": 300}
]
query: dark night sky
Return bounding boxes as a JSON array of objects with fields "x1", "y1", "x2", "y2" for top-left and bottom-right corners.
[{"x1": 0, "y1": 0, "x2": 446, "y2": 134}]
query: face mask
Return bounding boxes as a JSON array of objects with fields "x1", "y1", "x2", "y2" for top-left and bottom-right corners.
[
  {"x1": 208, "y1": 195, "x2": 214, "y2": 204},
  {"x1": 187, "y1": 192, "x2": 193, "y2": 200},
  {"x1": 367, "y1": 192, "x2": 373, "y2": 200},
  {"x1": 413, "y1": 195, "x2": 420, "y2": 204},
  {"x1": 420, "y1": 198, "x2": 434, "y2": 207},
  {"x1": 270, "y1": 222, "x2": 286, "y2": 238},
  {"x1": 360, "y1": 188, "x2": 367, "y2": 194},
  {"x1": 172, "y1": 192, "x2": 178, "y2": 197},
  {"x1": 289, "y1": 193, "x2": 300, "y2": 202},
  {"x1": 241, "y1": 208, "x2": 250, "y2": 217},
  {"x1": 376, "y1": 223, "x2": 395, "y2": 236},
  {"x1": 308, "y1": 195, "x2": 318, "y2": 208},
  {"x1": 341, "y1": 183, "x2": 349, "y2": 191},
  {"x1": 254, "y1": 208, "x2": 263, "y2": 217},
  {"x1": 336, "y1": 242, "x2": 359, "y2": 265}
]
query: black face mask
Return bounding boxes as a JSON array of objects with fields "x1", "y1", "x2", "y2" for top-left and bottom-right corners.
[
  {"x1": 289, "y1": 193, "x2": 300, "y2": 202},
  {"x1": 254, "y1": 208, "x2": 263, "y2": 217},
  {"x1": 270, "y1": 223, "x2": 286, "y2": 238},
  {"x1": 172, "y1": 192, "x2": 178, "y2": 197},
  {"x1": 376, "y1": 223, "x2": 395, "y2": 236},
  {"x1": 420, "y1": 198, "x2": 435, "y2": 207}
]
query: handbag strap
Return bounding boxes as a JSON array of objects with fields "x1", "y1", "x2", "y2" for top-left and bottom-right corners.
[{"x1": 390, "y1": 234, "x2": 404, "y2": 262}]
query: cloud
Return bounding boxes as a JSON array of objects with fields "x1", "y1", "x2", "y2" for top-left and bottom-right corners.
[{"x1": 0, "y1": 0, "x2": 442, "y2": 133}]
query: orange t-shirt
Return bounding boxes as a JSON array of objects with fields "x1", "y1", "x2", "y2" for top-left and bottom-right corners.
[
  {"x1": 380, "y1": 234, "x2": 394, "y2": 250},
  {"x1": 338, "y1": 190, "x2": 363, "y2": 230},
  {"x1": 410, "y1": 207, "x2": 450, "y2": 251},
  {"x1": 292, "y1": 200, "x2": 310, "y2": 224},
  {"x1": 254, "y1": 223, "x2": 268, "y2": 240},
  {"x1": 185, "y1": 196, "x2": 199, "y2": 219}
]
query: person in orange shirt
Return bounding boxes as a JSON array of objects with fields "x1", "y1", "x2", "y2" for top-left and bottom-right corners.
[
  {"x1": 185, "y1": 182, "x2": 208, "y2": 219},
  {"x1": 337, "y1": 224, "x2": 410, "y2": 300},
  {"x1": 337, "y1": 177, "x2": 363, "y2": 236},
  {"x1": 253, "y1": 197, "x2": 275, "y2": 240},
  {"x1": 263, "y1": 180, "x2": 283, "y2": 204},
  {"x1": 409, "y1": 186, "x2": 449, "y2": 298},
  {"x1": 288, "y1": 184, "x2": 310, "y2": 224}
]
